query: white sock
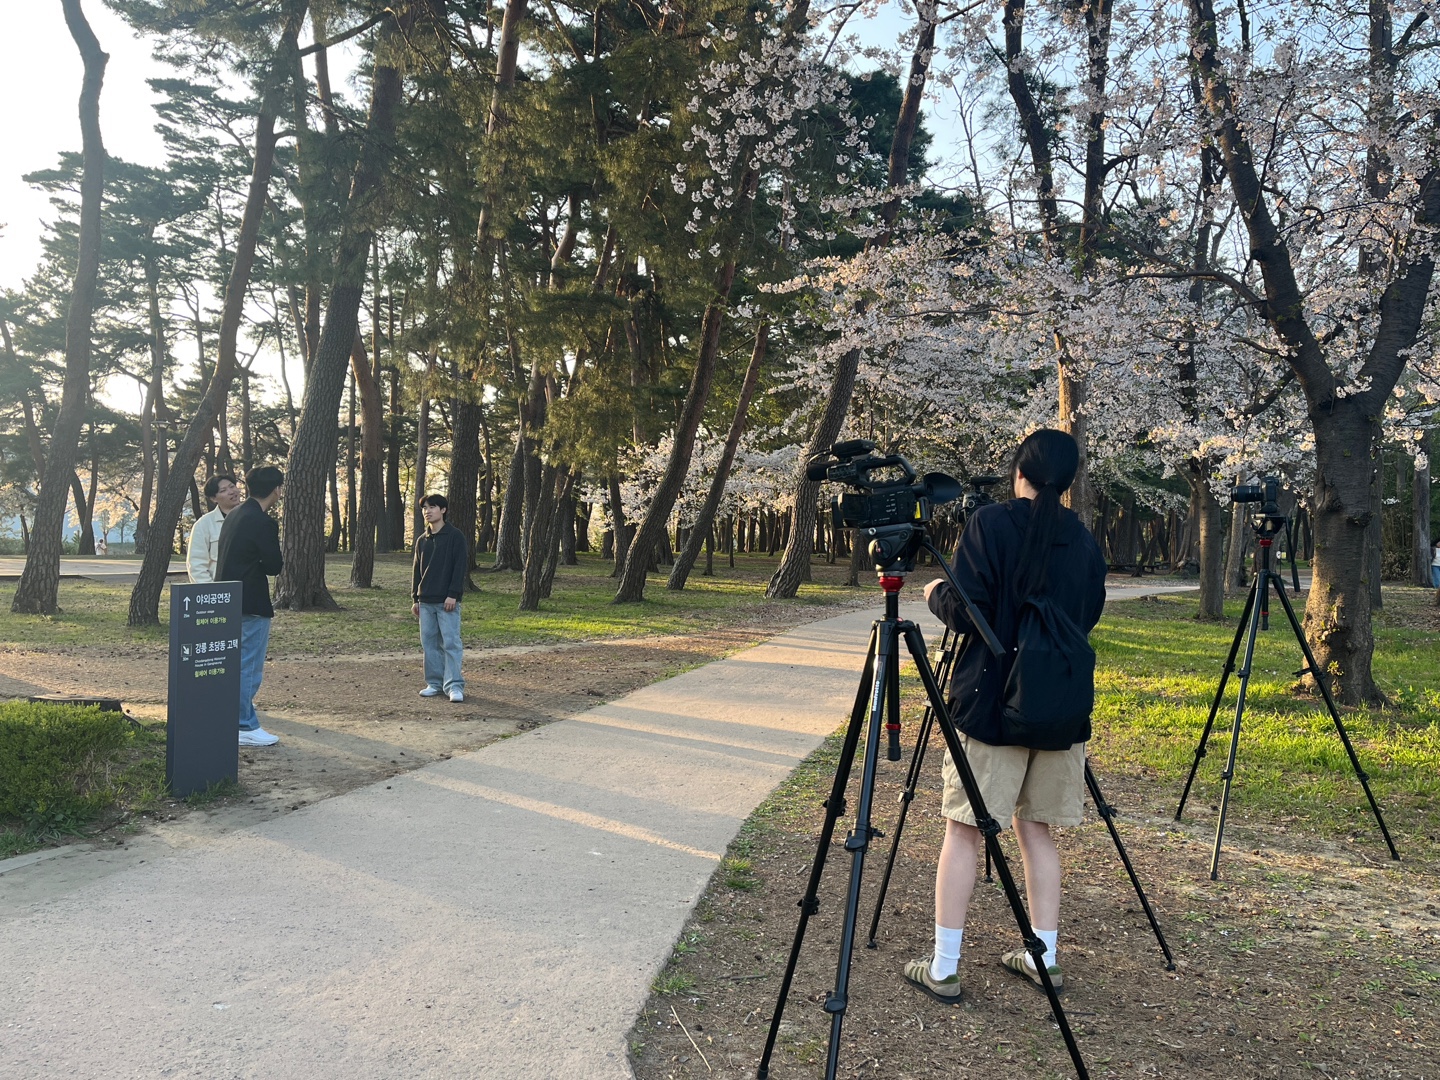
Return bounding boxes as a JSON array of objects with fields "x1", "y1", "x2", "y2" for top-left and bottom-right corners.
[
  {"x1": 1033, "y1": 928, "x2": 1058, "y2": 970},
  {"x1": 930, "y1": 924, "x2": 964, "y2": 980}
]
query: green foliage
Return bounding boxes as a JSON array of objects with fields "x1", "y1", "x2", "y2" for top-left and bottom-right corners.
[{"x1": 0, "y1": 703, "x2": 152, "y2": 832}]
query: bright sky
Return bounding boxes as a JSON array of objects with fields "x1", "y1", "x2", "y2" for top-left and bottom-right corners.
[{"x1": 0, "y1": 3, "x2": 168, "y2": 292}]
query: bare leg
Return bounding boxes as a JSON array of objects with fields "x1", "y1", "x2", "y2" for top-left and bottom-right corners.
[
  {"x1": 935, "y1": 817, "x2": 982, "y2": 928},
  {"x1": 1013, "y1": 816, "x2": 1060, "y2": 930}
]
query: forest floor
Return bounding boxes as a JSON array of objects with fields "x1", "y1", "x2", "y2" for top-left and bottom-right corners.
[
  {"x1": 628, "y1": 588, "x2": 1440, "y2": 1080},
  {"x1": 0, "y1": 551, "x2": 869, "y2": 859}
]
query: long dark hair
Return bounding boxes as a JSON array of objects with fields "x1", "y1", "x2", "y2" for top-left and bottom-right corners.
[{"x1": 1011, "y1": 429, "x2": 1079, "y2": 600}]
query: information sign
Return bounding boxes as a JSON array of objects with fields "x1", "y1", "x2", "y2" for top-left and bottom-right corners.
[{"x1": 167, "y1": 581, "x2": 243, "y2": 797}]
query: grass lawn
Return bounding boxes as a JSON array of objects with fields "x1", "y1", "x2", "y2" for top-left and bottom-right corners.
[
  {"x1": 1090, "y1": 588, "x2": 1440, "y2": 850},
  {"x1": 0, "y1": 551, "x2": 866, "y2": 655}
]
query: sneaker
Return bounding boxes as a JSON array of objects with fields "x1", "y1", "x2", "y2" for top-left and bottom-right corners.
[
  {"x1": 448, "y1": 689, "x2": 464, "y2": 703},
  {"x1": 1001, "y1": 947, "x2": 1063, "y2": 992},
  {"x1": 419, "y1": 686, "x2": 441, "y2": 697},
  {"x1": 239, "y1": 727, "x2": 280, "y2": 747},
  {"x1": 902, "y1": 956, "x2": 963, "y2": 1004}
]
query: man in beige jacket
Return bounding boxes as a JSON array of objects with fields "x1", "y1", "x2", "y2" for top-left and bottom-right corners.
[{"x1": 187, "y1": 474, "x2": 242, "y2": 583}]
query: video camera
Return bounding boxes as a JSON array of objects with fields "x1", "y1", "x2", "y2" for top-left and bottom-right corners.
[
  {"x1": 806, "y1": 439, "x2": 962, "y2": 572},
  {"x1": 961, "y1": 475, "x2": 1002, "y2": 526}
]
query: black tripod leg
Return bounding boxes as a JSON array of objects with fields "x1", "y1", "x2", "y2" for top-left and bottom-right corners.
[
  {"x1": 902, "y1": 624, "x2": 1090, "y2": 1080},
  {"x1": 757, "y1": 624, "x2": 878, "y2": 1080},
  {"x1": 1209, "y1": 577, "x2": 1265, "y2": 880},
  {"x1": 821, "y1": 620, "x2": 900, "y2": 1080},
  {"x1": 1084, "y1": 760, "x2": 1175, "y2": 970},
  {"x1": 1271, "y1": 578, "x2": 1400, "y2": 861},
  {"x1": 1176, "y1": 579, "x2": 1258, "y2": 822},
  {"x1": 866, "y1": 628, "x2": 959, "y2": 947}
]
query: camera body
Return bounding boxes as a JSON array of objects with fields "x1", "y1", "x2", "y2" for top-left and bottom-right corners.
[
  {"x1": 1231, "y1": 475, "x2": 1283, "y2": 521},
  {"x1": 806, "y1": 440, "x2": 962, "y2": 571}
]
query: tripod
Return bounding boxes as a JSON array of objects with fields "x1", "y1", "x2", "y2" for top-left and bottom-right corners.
[
  {"x1": 864, "y1": 623, "x2": 1175, "y2": 970},
  {"x1": 1174, "y1": 512, "x2": 1400, "y2": 879},
  {"x1": 757, "y1": 552, "x2": 1090, "y2": 1080}
]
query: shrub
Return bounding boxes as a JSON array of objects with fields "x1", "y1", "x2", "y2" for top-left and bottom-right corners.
[{"x1": 0, "y1": 702, "x2": 137, "y2": 831}]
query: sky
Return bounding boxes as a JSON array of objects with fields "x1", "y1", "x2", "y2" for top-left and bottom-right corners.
[{"x1": 0, "y1": 3, "x2": 168, "y2": 293}]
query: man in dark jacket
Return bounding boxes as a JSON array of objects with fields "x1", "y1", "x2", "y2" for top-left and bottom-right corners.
[
  {"x1": 217, "y1": 465, "x2": 284, "y2": 747},
  {"x1": 411, "y1": 494, "x2": 467, "y2": 702}
]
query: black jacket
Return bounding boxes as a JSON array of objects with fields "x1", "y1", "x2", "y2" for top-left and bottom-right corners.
[
  {"x1": 412, "y1": 522, "x2": 467, "y2": 604},
  {"x1": 216, "y1": 498, "x2": 283, "y2": 618},
  {"x1": 928, "y1": 498, "x2": 1107, "y2": 745}
]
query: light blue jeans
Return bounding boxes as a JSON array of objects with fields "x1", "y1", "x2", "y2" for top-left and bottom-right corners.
[
  {"x1": 239, "y1": 614, "x2": 271, "y2": 731},
  {"x1": 1431, "y1": 565, "x2": 1440, "y2": 589},
  {"x1": 419, "y1": 603, "x2": 464, "y2": 693}
]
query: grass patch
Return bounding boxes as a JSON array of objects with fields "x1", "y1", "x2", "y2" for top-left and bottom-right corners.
[
  {"x1": 0, "y1": 702, "x2": 166, "y2": 857},
  {"x1": 1093, "y1": 590, "x2": 1440, "y2": 851},
  {"x1": 0, "y1": 551, "x2": 863, "y2": 656}
]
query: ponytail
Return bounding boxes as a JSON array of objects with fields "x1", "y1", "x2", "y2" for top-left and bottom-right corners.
[{"x1": 1011, "y1": 429, "x2": 1080, "y2": 600}]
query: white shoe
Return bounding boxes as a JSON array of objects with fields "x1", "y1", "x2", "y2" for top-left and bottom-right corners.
[
  {"x1": 448, "y1": 689, "x2": 464, "y2": 703},
  {"x1": 239, "y1": 727, "x2": 279, "y2": 747},
  {"x1": 419, "y1": 686, "x2": 441, "y2": 697}
]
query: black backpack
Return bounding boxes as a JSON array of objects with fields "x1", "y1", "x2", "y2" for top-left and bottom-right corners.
[{"x1": 999, "y1": 593, "x2": 1095, "y2": 750}]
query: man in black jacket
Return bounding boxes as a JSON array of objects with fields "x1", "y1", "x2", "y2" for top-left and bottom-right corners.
[
  {"x1": 217, "y1": 465, "x2": 285, "y2": 747},
  {"x1": 411, "y1": 494, "x2": 467, "y2": 702}
]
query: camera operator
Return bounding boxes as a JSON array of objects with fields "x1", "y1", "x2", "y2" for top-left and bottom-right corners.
[{"x1": 905, "y1": 429, "x2": 1106, "y2": 1002}]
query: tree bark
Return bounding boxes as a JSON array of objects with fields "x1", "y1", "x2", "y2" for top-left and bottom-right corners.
[
  {"x1": 127, "y1": 1, "x2": 307, "y2": 625},
  {"x1": 1193, "y1": 471, "x2": 1225, "y2": 619},
  {"x1": 669, "y1": 322, "x2": 766, "y2": 590},
  {"x1": 386, "y1": 363, "x2": 405, "y2": 548},
  {"x1": 449, "y1": 395, "x2": 483, "y2": 586},
  {"x1": 519, "y1": 461, "x2": 560, "y2": 610},
  {"x1": 608, "y1": 474, "x2": 629, "y2": 576},
  {"x1": 1188, "y1": 0, "x2": 1438, "y2": 701},
  {"x1": 275, "y1": 4, "x2": 414, "y2": 610},
  {"x1": 1413, "y1": 430, "x2": 1433, "y2": 588},
  {"x1": 348, "y1": 332, "x2": 383, "y2": 588},
  {"x1": 493, "y1": 434, "x2": 527, "y2": 570},
  {"x1": 13, "y1": 0, "x2": 106, "y2": 615},
  {"x1": 767, "y1": 0, "x2": 932, "y2": 599},
  {"x1": 614, "y1": 266, "x2": 734, "y2": 603},
  {"x1": 412, "y1": 359, "x2": 433, "y2": 544}
]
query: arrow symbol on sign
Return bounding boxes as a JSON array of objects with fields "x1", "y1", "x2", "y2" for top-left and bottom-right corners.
[{"x1": 183, "y1": 596, "x2": 191, "y2": 616}]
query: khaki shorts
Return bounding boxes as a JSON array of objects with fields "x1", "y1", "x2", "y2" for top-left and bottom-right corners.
[{"x1": 940, "y1": 735, "x2": 1086, "y2": 828}]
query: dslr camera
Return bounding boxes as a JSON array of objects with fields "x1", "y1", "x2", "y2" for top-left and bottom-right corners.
[
  {"x1": 1231, "y1": 475, "x2": 1284, "y2": 523},
  {"x1": 806, "y1": 439, "x2": 962, "y2": 571}
]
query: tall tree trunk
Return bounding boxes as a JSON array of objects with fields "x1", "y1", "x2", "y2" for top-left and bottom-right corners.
[
  {"x1": 519, "y1": 461, "x2": 561, "y2": 610},
  {"x1": 345, "y1": 374, "x2": 357, "y2": 550},
  {"x1": 349, "y1": 333, "x2": 384, "y2": 588},
  {"x1": 669, "y1": 321, "x2": 767, "y2": 590},
  {"x1": 614, "y1": 264, "x2": 735, "y2": 603},
  {"x1": 412, "y1": 363, "x2": 432, "y2": 545},
  {"x1": 127, "y1": 0, "x2": 307, "y2": 624},
  {"x1": 386, "y1": 363, "x2": 405, "y2": 548},
  {"x1": 13, "y1": 0, "x2": 106, "y2": 615},
  {"x1": 275, "y1": 4, "x2": 415, "y2": 610},
  {"x1": 1192, "y1": 469, "x2": 1225, "y2": 618},
  {"x1": 69, "y1": 471, "x2": 94, "y2": 555},
  {"x1": 449, "y1": 395, "x2": 483, "y2": 586},
  {"x1": 1188, "y1": 0, "x2": 1438, "y2": 702},
  {"x1": 767, "y1": 0, "x2": 930, "y2": 599},
  {"x1": 1413, "y1": 429, "x2": 1433, "y2": 588},
  {"x1": 492, "y1": 434, "x2": 526, "y2": 570},
  {"x1": 608, "y1": 474, "x2": 629, "y2": 576}
]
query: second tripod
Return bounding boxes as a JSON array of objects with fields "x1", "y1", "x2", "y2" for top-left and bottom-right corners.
[{"x1": 1175, "y1": 507, "x2": 1400, "y2": 878}]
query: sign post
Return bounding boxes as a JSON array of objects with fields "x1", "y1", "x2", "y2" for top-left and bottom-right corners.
[{"x1": 167, "y1": 581, "x2": 243, "y2": 797}]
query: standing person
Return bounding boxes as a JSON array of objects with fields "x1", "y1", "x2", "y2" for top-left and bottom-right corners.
[
  {"x1": 411, "y1": 494, "x2": 466, "y2": 703},
  {"x1": 902, "y1": 429, "x2": 1107, "y2": 1002},
  {"x1": 187, "y1": 474, "x2": 242, "y2": 583},
  {"x1": 217, "y1": 466, "x2": 285, "y2": 748},
  {"x1": 1431, "y1": 538, "x2": 1439, "y2": 591}
]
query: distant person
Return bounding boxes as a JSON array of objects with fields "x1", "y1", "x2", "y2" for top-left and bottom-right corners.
[
  {"x1": 187, "y1": 474, "x2": 241, "y2": 583},
  {"x1": 217, "y1": 466, "x2": 285, "y2": 748},
  {"x1": 411, "y1": 493, "x2": 466, "y2": 703},
  {"x1": 1431, "y1": 538, "x2": 1439, "y2": 590},
  {"x1": 95, "y1": 535, "x2": 107, "y2": 556}
]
